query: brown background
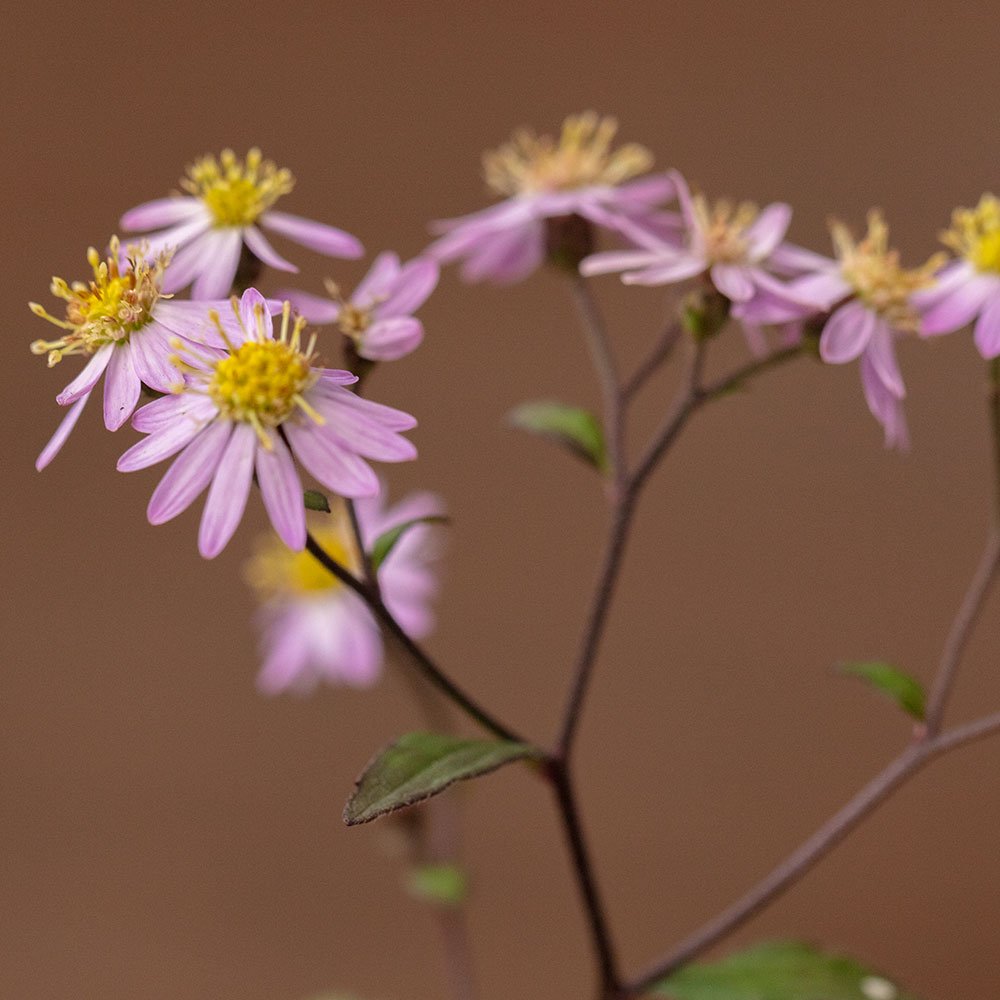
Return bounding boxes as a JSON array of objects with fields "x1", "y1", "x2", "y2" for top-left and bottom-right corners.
[{"x1": 3, "y1": 3, "x2": 1000, "y2": 998}]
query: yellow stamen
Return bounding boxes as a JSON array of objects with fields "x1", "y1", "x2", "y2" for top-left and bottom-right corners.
[
  {"x1": 942, "y1": 193, "x2": 1000, "y2": 275},
  {"x1": 832, "y1": 211, "x2": 945, "y2": 332},
  {"x1": 483, "y1": 112, "x2": 653, "y2": 196},
  {"x1": 320, "y1": 278, "x2": 374, "y2": 342},
  {"x1": 691, "y1": 195, "x2": 760, "y2": 263},
  {"x1": 182, "y1": 147, "x2": 294, "y2": 227},
  {"x1": 29, "y1": 237, "x2": 169, "y2": 365}
]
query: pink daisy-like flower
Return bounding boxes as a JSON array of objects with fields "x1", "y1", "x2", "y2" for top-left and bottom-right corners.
[
  {"x1": 120, "y1": 148, "x2": 363, "y2": 299},
  {"x1": 29, "y1": 237, "x2": 261, "y2": 470},
  {"x1": 581, "y1": 170, "x2": 794, "y2": 305},
  {"x1": 246, "y1": 490, "x2": 444, "y2": 695},
  {"x1": 117, "y1": 289, "x2": 417, "y2": 559},
  {"x1": 914, "y1": 194, "x2": 1000, "y2": 357},
  {"x1": 281, "y1": 251, "x2": 438, "y2": 362},
  {"x1": 427, "y1": 112, "x2": 676, "y2": 284}
]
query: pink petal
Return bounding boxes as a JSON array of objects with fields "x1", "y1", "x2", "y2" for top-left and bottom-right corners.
[
  {"x1": 120, "y1": 197, "x2": 204, "y2": 231},
  {"x1": 359, "y1": 317, "x2": 423, "y2": 361},
  {"x1": 256, "y1": 605, "x2": 314, "y2": 695},
  {"x1": 861, "y1": 352, "x2": 910, "y2": 450},
  {"x1": 102, "y1": 345, "x2": 142, "y2": 430},
  {"x1": 580, "y1": 248, "x2": 667, "y2": 277},
  {"x1": 309, "y1": 381, "x2": 416, "y2": 428},
  {"x1": 610, "y1": 173, "x2": 676, "y2": 207},
  {"x1": 161, "y1": 232, "x2": 220, "y2": 293},
  {"x1": 256, "y1": 430, "x2": 306, "y2": 550},
  {"x1": 129, "y1": 323, "x2": 178, "y2": 393},
  {"x1": 354, "y1": 252, "x2": 402, "y2": 306},
  {"x1": 56, "y1": 343, "x2": 113, "y2": 406},
  {"x1": 460, "y1": 220, "x2": 546, "y2": 284},
  {"x1": 132, "y1": 393, "x2": 217, "y2": 433},
  {"x1": 148, "y1": 419, "x2": 232, "y2": 525},
  {"x1": 238, "y1": 286, "x2": 274, "y2": 339},
  {"x1": 744, "y1": 202, "x2": 793, "y2": 260},
  {"x1": 710, "y1": 263, "x2": 756, "y2": 302},
  {"x1": 974, "y1": 290, "x2": 1000, "y2": 359},
  {"x1": 139, "y1": 216, "x2": 213, "y2": 263},
  {"x1": 670, "y1": 170, "x2": 697, "y2": 232},
  {"x1": 377, "y1": 257, "x2": 439, "y2": 317},
  {"x1": 622, "y1": 255, "x2": 706, "y2": 286},
  {"x1": 284, "y1": 421, "x2": 379, "y2": 498},
  {"x1": 316, "y1": 368, "x2": 360, "y2": 387},
  {"x1": 769, "y1": 242, "x2": 836, "y2": 276},
  {"x1": 36, "y1": 392, "x2": 91, "y2": 470},
  {"x1": 919, "y1": 269, "x2": 998, "y2": 336},
  {"x1": 819, "y1": 301, "x2": 876, "y2": 364},
  {"x1": 280, "y1": 289, "x2": 340, "y2": 325},
  {"x1": 118, "y1": 409, "x2": 209, "y2": 471},
  {"x1": 198, "y1": 423, "x2": 257, "y2": 558},
  {"x1": 865, "y1": 322, "x2": 905, "y2": 398},
  {"x1": 260, "y1": 211, "x2": 364, "y2": 258},
  {"x1": 244, "y1": 225, "x2": 299, "y2": 273},
  {"x1": 192, "y1": 229, "x2": 244, "y2": 300}
]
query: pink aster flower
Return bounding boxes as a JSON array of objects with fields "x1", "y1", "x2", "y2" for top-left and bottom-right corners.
[
  {"x1": 427, "y1": 112, "x2": 676, "y2": 284},
  {"x1": 120, "y1": 148, "x2": 363, "y2": 299},
  {"x1": 246, "y1": 490, "x2": 444, "y2": 694},
  {"x1": 914, "y1": 194, "x2": 1000, "y2": 357},
  {"x1": 281, "y1": 251, "x2": 438, "y2": 361},
  {"x1": 581, "y1": 170, "x2": 795, "y2": 304},
  {"x1": 117, "y1": 289, "x2": 417, "y2": 559},
  {"x1": 29, "y1": 238, "x2": 261, "y2": 470}
]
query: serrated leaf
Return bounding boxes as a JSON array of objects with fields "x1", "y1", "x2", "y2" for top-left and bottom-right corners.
[
  {"x1": 839, "y1": 661, "x2": 926, "y2": 721},
  {"x1": 508, "y1": 401, "x2": 607, "y2": 471},
  {"x1": 344, "y1": 732, "x2": 540, "y2": 826},
  {"x1": 304, "y1": 489, "x2": 331, "y2": 513},
  {"x1": 369, "y1": 516, "x2": 449, "y2": 572},
  {"x1": 656, "y1": 941, "x2": 918, "y2": 1000},
  {"x1": 406, "y1": 862, "x2": 469, "y2": 907}
]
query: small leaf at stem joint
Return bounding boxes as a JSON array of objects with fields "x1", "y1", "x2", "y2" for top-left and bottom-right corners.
[
  {"x1": 304, "y1": 489, "x2": 331, "y2": 513},
  {"x1": 369, "y1": 516, "x2": 449, "y2": 572},
  {"x1": 838, "y1": 661, "x2": 926, "y2": 721},
  {"x1": 406, "y1": 862, "x2": 469, "y2": 907},
  {"x1": 507, "y1": 400, "x2": 607, "y2": 471}
]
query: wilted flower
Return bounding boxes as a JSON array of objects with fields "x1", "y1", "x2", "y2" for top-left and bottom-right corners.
[
  {"x1": 282, "y1": 252, "x2": 438, "y2": 361},
  {"x1": 120, "y1": 148, "x2": 363, "y2": 299},
  {"x1": 246, "y1": 491, "x2": 444, "y2": 694},
  {"x1": 30, "y1": 238, "x2": 250, "y2": 470},
  {"x1": 117, "y1": 289, "x2": 416, "y2": 559},
  {"x1": 428, "y1": 112, "x2": 675, "y2": 283},
  {"x1": 915, "y1": 194, "x2": 1000, "y2": 357}
]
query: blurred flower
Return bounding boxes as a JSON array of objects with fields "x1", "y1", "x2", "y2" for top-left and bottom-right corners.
[
  {"x1": 30, "y1": 238, "x2": 249, "y2": 470},
  {"x1": 118, "y1": 290, "x2": 416, "y2": 558},
  {"x1": 246, "y1": 491, "x2": 444, "y2": 694},
  {"x1": 282, "y1": 252, "x2": 438, "y2": 361},
  {"x1": 915, "y1": 194, "x2": 1000, "y2": 357},
  {"x1": 427, "y1": 112, "x2": 675, "y2": 283},
  {"x1": 582, "y1": 170, "x2": 795, "y2": 304},
  {"x1": 120, "y1": 148, "x2": 364, "y2": 299}
]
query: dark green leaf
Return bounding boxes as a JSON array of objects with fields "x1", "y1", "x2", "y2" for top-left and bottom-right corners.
[
  {"x1": 507, "y1": 401, "x2": 607, "y2": 471},
  {"x1": 656, "y1": 941, "x2": 918, "y2": 1000},
  {"x1": 304, "y1": 489, "x2": 331, "y2": 513},
  {"x1": 369, "y1": 516, "x2": 449, "y2": 572},
  {"x1": 344, "y1": 732, "x2": 540, "y2": 826},
  {"x1": 406, "y1": 862, "x2": 469, "y2": 907},
  {"x1": 839, "y1": 661, "x2": 926, "y2": 721}
]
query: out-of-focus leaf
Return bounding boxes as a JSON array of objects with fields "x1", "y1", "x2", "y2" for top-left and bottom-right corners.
[
  {"x1": 406, "y1": 862, "x2": 469, "y2": 907},
  {"x1": 839, "y1": 661, "x2": 926, "y2": 720},
  {"x1": 656, "y1": 941, "x2": 918, "y2": 1000},
  {"x1": 369, "y1": 516, "x2": 449, "y2": 572},
  {"x1": 344, "y1": 732, "x2": 540, "y2": 826},
  {"x1": 507, "y1": 401, "x2": 607, "y2": 470},
  {"x1": 304, "y1": 489, "x2": 331, "y2": 513}
]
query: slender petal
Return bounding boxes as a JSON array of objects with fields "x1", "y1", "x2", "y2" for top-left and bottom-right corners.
[
  {"x1": 580, "y1": 248, "x2": 670, "y2": 277},
  {"x1": 238, "y1": 286, "x2": 273, "y2": 337},
  {"x1": 36, "y1": 392, "x2": 90, "y2": 470},
  {"x1": 132, "y1": 393, "x2": 217, "y2": 433},
  {"x1": 281, "y1": 289, "x2": 341, "y2": 325},
  {"x1": 128, "y1": 324, "x2": 177, "y2": 393},
  {"x1": 120, "y1": 197, "x2": 204, "y2": 231},
  {"x1": 866, "y1": 322, "x2": 905, "y2": 398},
  {"x1": 820, "y1": 301, "x2": 876, "y2": 364},
  {"x1": 102, "y1": 346, "x2": 142, "y2": 430},
  {"x1": 377, "y1": 258, "x2": 439, "y2": 317},
  {"x1": 710, "y1": 263, "x2": 756, "y2": 302},
  {"x1": 359, "y1": 317, "x2": 423, "y2": 361},
  {"x1": 974, "y1": 290, "x2": 1000, "y2": 359},
  {"x1": 138, "y1": 216, "x2": 213, "y2": 262},
  {"x1": 56, "y1": 343, "x2": 113, "y2": 406},
  {"x1": 148, "y1": 420, "x2": 232, "y2": 524},
  {"x1": 861, "y1": 351, "x2": 909, "y2": 450},
  {"x1": 161, "y1": 232, "x2": 218, "y2": 293},
  {"x1": 919, "y1": 269, "x2": 999, "y2": 336},
  {"x1": 745, "y1": 202, "x2": 793, "y2": 259},
  {"x1": 623, "y1": 255, "x2": 706, "y2": 286},
  {"x1": 309, "y1": 382, "x2": 416, "y2": 428},
  {"x1": 256, "y1": 430, "x2": 306, "y2": 550},
  {"x1": 118, "y1": 411, "x2": 208, "y2": 471},
  {"x1": 261, "y1": 211, "x2": 364, "y2": 258},
  {"x1": 192, "y1": 229, "x2": 244, "y2": 300},
  {"x1": 460, "y1": 220, "x2": 545, "y2": 284},
  {"x1": 198, "y1": 423, "x2": 257, "y2": 557},
  {"x1": 354, "y1": 252, "x2": 402, "y2": 306},
  {"x1": 244, "y1": 226, "x2": 298, "y2": 273},
  {"x1": 284, "y1": 421, "x2": 379, "y2": 498}
]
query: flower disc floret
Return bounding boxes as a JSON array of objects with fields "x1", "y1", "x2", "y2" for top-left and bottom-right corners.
[
  {"x1": 249, "y1": 522, "x2": 357, "y2": 597},
  {"x1": 942, "y1": 194, "x2": 1000, "y2": 275},
  {"x1": 693, "y1": 196, "x2": 759, "y2": 264},
  {"x1": 182, "y1": 148, "x2": 294, "y2": 227}
]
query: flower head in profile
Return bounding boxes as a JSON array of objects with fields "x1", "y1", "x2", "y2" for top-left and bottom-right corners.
[
  {"x1": 120, "y1": 148, "x2": 364, "y2": 299},
  {"x1": 283, "y1": 252, "x2": 438, "y2": 362},
  {"x1": 246, "y1": 491, "x2": 444, "y2": 694},
  {"x1": 118, "y1": 289, "x2": 417, "y2": 558},
  {"x1": 427, "y1": 112, "x2": 675, "y2": 283},
  {"x1": 581, "y1": 170, "x2": 794, "y2": 303},
  {"x1": 914, "y1": 194, "x2": 1000, "y2": 357},
  {"x1": 30, "y1": 237, "x2": 251, "y2": 470}
]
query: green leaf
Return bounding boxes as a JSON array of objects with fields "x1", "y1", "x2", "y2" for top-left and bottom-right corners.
[
  {"x1": 304, "y1": 489, "x2": 331, "y2": 513},
  {"x1": 406, "y1": 862, "x2": 469, "y2": 907},
  {"x1": 839, "y1": 661, "x2": 926, "y2": 721},
  {"x1": 344, "y1": 732, "x2": 541, "y2": 826},
  {"x1": 507, "y1": 401, "x2": 607, "y2": 471},
  {"x1": 369, "y1": 516, "x2": 449, "y2": 572},
  {"x1": 656, "y1": 941, "x2": 918, "y2": 1000}
]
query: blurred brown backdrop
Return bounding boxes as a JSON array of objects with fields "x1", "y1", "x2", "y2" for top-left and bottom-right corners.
[{"x1": 3, "y1": 2, "x2": 1000, "y2": 998}]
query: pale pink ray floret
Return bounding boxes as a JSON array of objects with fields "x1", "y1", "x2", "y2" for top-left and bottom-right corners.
[
  {"x1": 281, "y1": 251, "x2": 438, "y2": 362},
  {"x1": 117, "y1": 289, "x2": 417, "y2": 559},
  {"x1": 247, "y1": 489, "x2": 444, "y2": 695},
  {"x1": 427, "y1": 112, "x2": 676, "y2": 284},
  {"x1": 120, "y1": 148, "x2": 363, "y2": 300},
  {"x1": 29, "y1": 237, "x2": 264, "y2": 470}
]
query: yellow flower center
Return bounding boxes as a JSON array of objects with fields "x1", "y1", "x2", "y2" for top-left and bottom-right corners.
[
  {"x1": 182, "y1": 148, "x2": 295, "y2": 227},
  {"x1": 942, "y1": 194, "x2": 1000, "y2": 274},
  {"x1": 483, "y1": 112, "x2": 653, "y2": 196},
  {"x1": 832, "y1": 211, "x2": 945, "y2": 332},
  {"x1": 30, "y1": 237, "x2": 167, "y2": 367},
  {"x1": 691, "y1": 196, "x2": 759, "y2": 263},
  {"x1": 247, "y1": 514, "x2": 358, "y2": 597}
]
